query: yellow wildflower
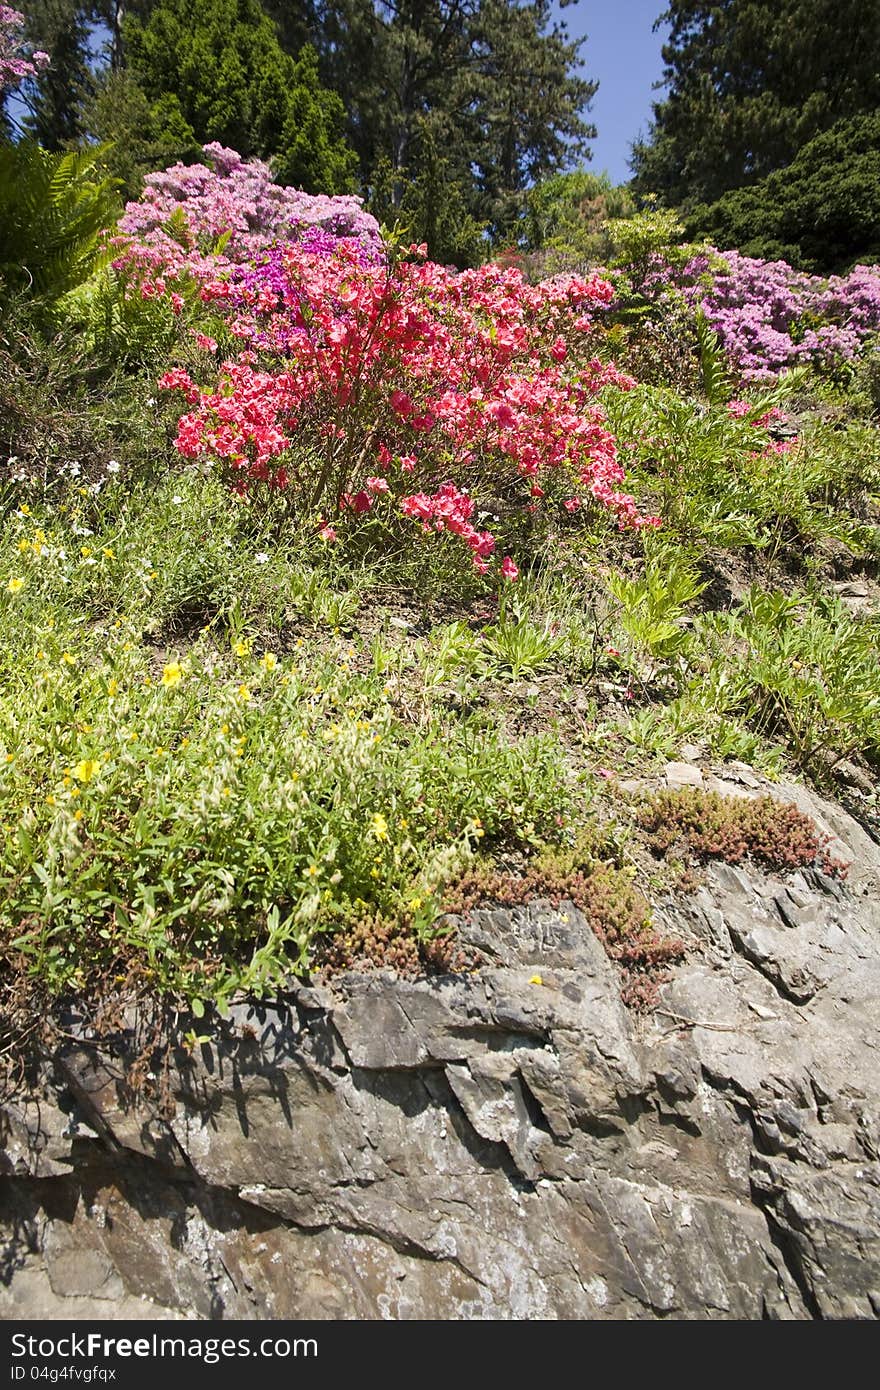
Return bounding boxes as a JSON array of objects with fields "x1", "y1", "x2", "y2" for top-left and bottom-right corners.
[
  {"x1": 260, "y1": 652, "x2": 278, "y2": 671},
  {"x1": 73, "y1": 758, "x2": 100, "y2": 784},
  {"x1": 161, "y1": 661, "x2": 183, "y2": 688},
  {"x1": 237, "y1": 684, "x2": 251, "y2": 703},
  {"x1": 370, "y1": 812, "x2": 389, "y2": 841},
  {"x1": 234, "y1": 639, "x2": 251, "y2": 657},
  {"x1": 6, "y1": 577, "x2": 25, "y2": 593}
]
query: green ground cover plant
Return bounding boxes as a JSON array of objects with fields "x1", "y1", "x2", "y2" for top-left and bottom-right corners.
[{"x1": 2, "y1": 134, "x2": 879, "y2": 1063}]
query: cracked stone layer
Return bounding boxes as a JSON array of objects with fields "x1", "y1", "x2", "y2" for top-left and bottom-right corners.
[{"x1": 1, "y1": 785, "x2": 879, "y2": 1320}]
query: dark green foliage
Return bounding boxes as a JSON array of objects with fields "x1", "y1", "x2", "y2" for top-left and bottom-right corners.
[
  {"x1": 470, "y1": 0, "x2": 597, "y2": 240},
  {"x1": 518, "y1": 167, "x2": 634, "y2": 273},
  {"x1": 689, "y1": 114, "x2": 880, "y2": 273},
  {"x1": 0, "y1": 142, "x2": 120, "y2": 304},
  {"x1": 300, "y1": 1, "x2": 596, "y2": 261},
  {"x1": 633, "y1": 0, "x2": 880, "y2": 209},
  {"x1": 270, "y1": 45, "x2": 360, "y2": 195},
  {"x1": 124, "y1": 0, "x2": 357, "y2": 192},
  {"x1": 369, "y1": 126, "x2": 487, "y2": 268},
  {"x1": 80, "y1": 69, "x2": 202, "y2": 201},
  {"x1": 17, "y1": 0, "x2": 93, "y2": 148}
]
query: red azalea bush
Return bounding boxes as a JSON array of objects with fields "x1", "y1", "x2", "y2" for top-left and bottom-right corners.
[{"x1": 160, "y1": 240, "x2": 657, "y2": 576}]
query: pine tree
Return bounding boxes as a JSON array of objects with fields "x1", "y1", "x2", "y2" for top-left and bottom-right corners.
[
  {"x1": 124, "y1": 0, "x2": 357, "y2": 191},
  {"x1": 295, "y1": 2, "x2": 596, "y2": 255},
  {"x1": 632, "y1": 0, "x2": 880, "y2": 207},
  {"x1": 19, "y1": 0, "x2": 94, "y2": 148}
]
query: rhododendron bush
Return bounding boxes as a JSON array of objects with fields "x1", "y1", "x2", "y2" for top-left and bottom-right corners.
[
  {"x1": 115, "y1": 142, "x2": 382, "y2": 287},
  {"x1": 0, "y1": 5, "x2": 48, "y2": 91},
  {"x1": 159, "y1": 238, "x2": 656, "y2": 575},
  {"x1": 679, "y1": 250, "x2": 880, "y2": 381}
]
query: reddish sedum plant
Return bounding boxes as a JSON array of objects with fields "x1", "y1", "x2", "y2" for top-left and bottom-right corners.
[
  {"x1": 442, "y1": 848, "x2": 685, "y2": 1009},
  {"x1": 636, "y1": 789, "x2": 846, "y2": 878}
]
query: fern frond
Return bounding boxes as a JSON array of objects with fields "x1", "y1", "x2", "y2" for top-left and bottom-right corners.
[
  {"x1": 0, "y1": 142, "x2": 121, "y2": 305},
  {"x1": 695, "y1": 309, "x2": 731, "y2": 405}
]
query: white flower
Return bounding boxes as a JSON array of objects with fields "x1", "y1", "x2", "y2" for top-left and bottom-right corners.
[
  {"x1": 255, "y1": 552, "x2": 270, "y2": 564},
  {"x1": 106, "y1": 459, "x2": 120, "y2": 474},
  {"x1": 222, "y1": 538, "x2": 234, "y2": 549},
  {"x1": 172, "y1": 494, "x2": 183, "y2": 505}
]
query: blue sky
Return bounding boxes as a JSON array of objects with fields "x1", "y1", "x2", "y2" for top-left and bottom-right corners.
[{"x1": 555, "y1": 1, "x2": 670, "y2": 184}]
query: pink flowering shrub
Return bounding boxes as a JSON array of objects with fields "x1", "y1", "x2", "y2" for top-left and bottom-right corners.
[
  {"x1": 0, "y1": 6, "x2": 48, "y2": 91},
  {"x1": 680, "y1": 249, "x2": 880, "y2": 380},
  {"x1": 115, "y1": 143, "x2": 381, "y2": 289},
  {"x1": 160, "y1": 242, "x2": 655, "y2": 575}
]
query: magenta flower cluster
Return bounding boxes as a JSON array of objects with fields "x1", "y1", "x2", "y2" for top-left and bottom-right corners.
[
  {"x1": 115, "y1": 143, "x2": 382, "y2": 285},
  {"x1": 0, "y1": 6, "x2": 49, "y2": 91},
  {"x1": 680, "y1": 250, "x2": 880, "y2": 380}
]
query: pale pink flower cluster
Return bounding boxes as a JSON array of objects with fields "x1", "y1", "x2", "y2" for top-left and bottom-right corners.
[
  {"x1": 0, "y1": 6, "x2": 49, "y2": 91},
  {"x1": 115, "y1": 143, "x2": 381, "y2": 286}
]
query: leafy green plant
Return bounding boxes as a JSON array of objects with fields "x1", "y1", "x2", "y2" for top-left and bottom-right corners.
[
  {"x1": 607, "y1": 546, "x2": 706, "y2": 676},
  {"x1": 695, "y1": 308, "x2": 731, "y2": 405},
  {"x1": 423, "y1": 621, "x2": 484, "y2": 688},
  {"x1": 698, "y1": 587, "x2": 880, "y2": 766},
  {"x1": 0, "y1": 143, "x2": 120, "y2": 306},
  {"x1": 479, "y1": 611, "x2": 564, "y2": 679}
]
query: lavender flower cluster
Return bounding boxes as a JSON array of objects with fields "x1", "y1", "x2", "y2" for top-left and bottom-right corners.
[
  {"x1": 680, "y1": 250, "x2": 880, "y2": 380},
  {"x1": 0, "y1": 5, "x2": 49, "y2": 91},
  {"x1": 116, "y1": 143, "x2": 382, "y2": 284}
]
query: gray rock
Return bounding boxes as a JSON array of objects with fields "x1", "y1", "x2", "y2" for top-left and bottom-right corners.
[
  {"x1": 664, "y1": 761, "x2": 704, "y2": 789},
  {"x1": 680, "y1": 744, "x2": 705, "y2": 763},
  {"x1": 2, "y1": 795, "x2": 880, "y2": 1321}
]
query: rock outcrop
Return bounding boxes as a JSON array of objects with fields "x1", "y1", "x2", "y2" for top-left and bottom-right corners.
[{"x1": 2, "y1": 776, "x2": 879, "y2": 1320}]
